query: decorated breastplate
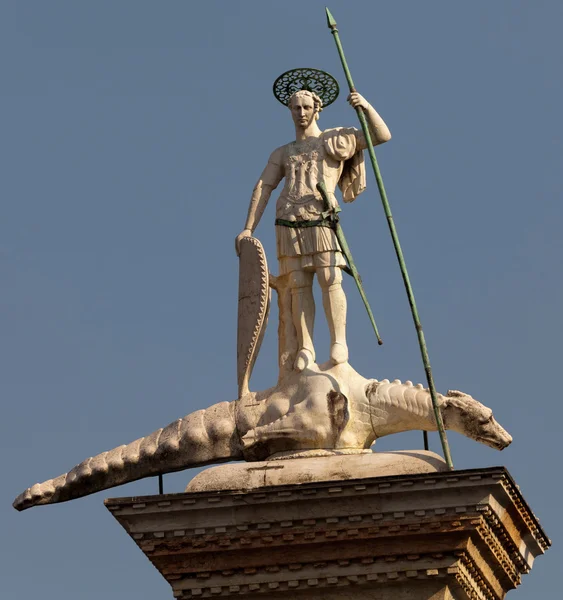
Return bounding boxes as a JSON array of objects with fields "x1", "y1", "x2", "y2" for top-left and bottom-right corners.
[{"x1": 276, "y1": 138, "x2": 327, "y2": 220}]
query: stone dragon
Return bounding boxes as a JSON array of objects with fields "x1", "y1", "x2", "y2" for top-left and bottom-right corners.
[{"x1": 13, "y1": 362, "x2": 511, "y2": 511}]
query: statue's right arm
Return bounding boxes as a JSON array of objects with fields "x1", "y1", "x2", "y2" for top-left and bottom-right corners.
[{"x1": 235, "y1": 148, "x2": 284, "y2": 256}]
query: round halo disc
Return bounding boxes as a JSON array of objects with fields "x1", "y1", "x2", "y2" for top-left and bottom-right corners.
[{"x1": 273, "y1": 68, "x2": 339, "y2": 108}]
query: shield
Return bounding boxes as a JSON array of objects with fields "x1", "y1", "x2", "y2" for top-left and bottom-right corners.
[{"x1": 237, "y1": 236, "x2": 270, "y2": 398}]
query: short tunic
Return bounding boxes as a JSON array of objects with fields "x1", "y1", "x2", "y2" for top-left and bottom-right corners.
[{"x1": 258, "y1": 128, "x2": 367, "y2": 275}]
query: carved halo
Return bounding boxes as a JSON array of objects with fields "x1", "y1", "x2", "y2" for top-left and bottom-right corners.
[{"x1": 273, "y1": 68, "x2": 340, "y2": 108}]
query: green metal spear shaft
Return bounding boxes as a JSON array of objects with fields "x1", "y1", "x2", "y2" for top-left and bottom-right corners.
[
  {"x1": 325, "y1": 7, "x2": 454, "y2": 470},
  {"x1": 316, "y1": 181, "x2": 383, "y2": 346}
]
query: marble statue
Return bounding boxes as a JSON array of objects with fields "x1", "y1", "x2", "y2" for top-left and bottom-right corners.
[
  {"x1": 235, "y1": 89, "x2": 390, "y2": 371},
  {"x1": 13, "y1": 69, "x2": 512, "y2": 513},
  {"x1": 13, "y1": 363, "x2": 511, "y2": 511}
]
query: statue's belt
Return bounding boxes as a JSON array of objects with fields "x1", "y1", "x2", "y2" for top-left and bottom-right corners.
[{"x1": 275, "y1": 217, "x2": 334, "y2": 229}]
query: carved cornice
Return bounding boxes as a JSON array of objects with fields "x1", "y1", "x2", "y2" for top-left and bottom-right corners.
[
  {"x1": 169, "y1": 552, "x2": 502, "y2": 599},
  {"x1": 106, "y1": 467, "x2": 549, "y2": 599},
  {"x1": 146, "y1": 527, "x2": 510, "y2": 599},
  {"x1": 454, "y1": 555, "x2": 495, "y2": 600},
  {"x1": 495, "y1": 471, "x2": 550, "y2": 552},
  {"x1": 476, "y1": 510, "x2": 521, "y2": 586}
]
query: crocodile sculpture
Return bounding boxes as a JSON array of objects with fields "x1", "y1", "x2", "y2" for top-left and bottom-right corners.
[{"x1": 13, "y1": 362, "x2": 511, "y2": 511}]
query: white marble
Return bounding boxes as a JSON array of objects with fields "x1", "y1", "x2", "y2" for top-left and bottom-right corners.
[
  {"x1": 236, "y1": 90, "x2": 391, "y2": 371},
  {"x1": 185, "y1": 450, "x2": 448, "y2": 493},
  {"x1": 14, "y1": 362, "x2": 511, "y2": 511}
]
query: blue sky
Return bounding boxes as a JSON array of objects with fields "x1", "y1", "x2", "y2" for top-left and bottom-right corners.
[{"x1": 2, "y1": 1, "x2": 561, "y2": 597}]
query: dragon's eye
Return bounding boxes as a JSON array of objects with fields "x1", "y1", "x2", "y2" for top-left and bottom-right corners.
[{"x1": 479, "y1": 412, "x2": 493, "y2": 425}]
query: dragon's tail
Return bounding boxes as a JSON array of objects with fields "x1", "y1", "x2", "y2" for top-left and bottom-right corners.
[{"x1": 13, "y1": 401, "x2": 241, "y2": 511}]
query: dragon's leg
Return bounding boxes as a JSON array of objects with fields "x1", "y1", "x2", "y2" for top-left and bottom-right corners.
[{"x1": 242, "y1": 390, "x2": 349, "y2": 455}]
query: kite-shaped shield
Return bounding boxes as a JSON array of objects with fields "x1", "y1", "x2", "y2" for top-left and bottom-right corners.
[{"x1": 237, "y1": 236, "x2": 270, "y2": 398}]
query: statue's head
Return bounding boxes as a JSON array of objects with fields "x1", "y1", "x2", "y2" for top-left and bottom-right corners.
[{"x1": 288, "y1": 90, "x2": 323, "y2": 128}]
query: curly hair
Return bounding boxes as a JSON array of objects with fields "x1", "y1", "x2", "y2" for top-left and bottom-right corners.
[{"x1": 288, "y1": 89, "x2": 323, "y2": 114}]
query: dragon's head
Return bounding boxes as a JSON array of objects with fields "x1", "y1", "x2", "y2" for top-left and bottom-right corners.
[{"x1": 441, "y1": 390, "x2": 512, "y2": 450}]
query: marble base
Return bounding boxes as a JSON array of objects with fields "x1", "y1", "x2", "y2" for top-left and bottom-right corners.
[{"x1": 185, "y1": 450, "x2": 448, "y2": 493}]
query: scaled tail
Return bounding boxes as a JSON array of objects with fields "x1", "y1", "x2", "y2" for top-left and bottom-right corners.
[{"x1": 13, "y1": 401, "x2": 242, "y2": 511}]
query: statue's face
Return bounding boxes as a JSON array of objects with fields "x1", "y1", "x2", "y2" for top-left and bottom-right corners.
[{"x1": 290, "y1": 93, "x2": 317, "y2": 128}]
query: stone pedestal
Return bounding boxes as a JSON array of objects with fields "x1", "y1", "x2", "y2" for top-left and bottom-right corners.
[{"x1": 106, "y1": 456, "x2": 549, "y2": 599}]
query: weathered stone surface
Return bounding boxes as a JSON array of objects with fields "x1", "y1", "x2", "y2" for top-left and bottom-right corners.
[
  {"x1": 106, "y1": 466, "x2": 550, "y2": 599},
  {"x1": 14, "y1": 363, "x2": 512, "y2": 511},
  {"x1": 185, "y1": 450, "x2": 448, "y2": 493},
  {"x1": 237, "y1": 236, "x2": 269, "y2": 398},
  {"x1": 235, "y1": 88, "x2": 392, "y2": 372}
]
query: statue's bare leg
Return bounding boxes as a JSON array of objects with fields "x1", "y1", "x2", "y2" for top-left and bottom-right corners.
[
  {"x1": 288, "y1": 269, "x2": 315, "y2": 371},
  {"x1": 317, "y1": 266, "x2": 348, "y2": 365}
]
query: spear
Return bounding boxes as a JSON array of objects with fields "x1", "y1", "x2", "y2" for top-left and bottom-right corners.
[
  {"x1": 316, "y1": 181, "x2": 383, "y2": 346},
  {"x1": 325, "y1": 7, "x2": 454, "y2": 469}
]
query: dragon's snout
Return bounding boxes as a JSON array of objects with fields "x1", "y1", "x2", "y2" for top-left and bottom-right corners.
[
  {"x1": 476, "y1": 417, "x2": 512, "y2": 451},
  {"x1": 443, "y1": 392, "x2": 513, "y2": 452}
]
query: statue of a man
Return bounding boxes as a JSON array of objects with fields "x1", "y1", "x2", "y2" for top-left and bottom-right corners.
[{"x1": 236, "y1": 89, "x2": 391, "y2": 371}]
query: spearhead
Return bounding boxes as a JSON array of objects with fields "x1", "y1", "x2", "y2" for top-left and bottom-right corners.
[{"x1": 325, "y1": 7, "x2": 337, "y2": 30}]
